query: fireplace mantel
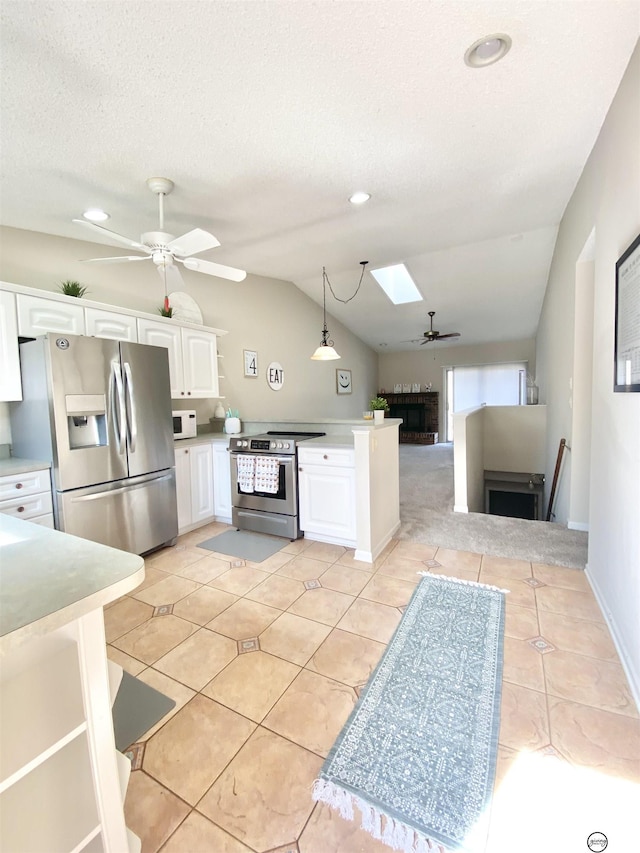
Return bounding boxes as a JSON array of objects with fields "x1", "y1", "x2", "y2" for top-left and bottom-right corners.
[{"x1": 379, "y1": 392, "x2": 439, "y2": 444}]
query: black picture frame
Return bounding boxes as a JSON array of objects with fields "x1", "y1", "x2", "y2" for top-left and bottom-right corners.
[{"x1": 614, "y1": 233, "x2": 640, "y2": 392}]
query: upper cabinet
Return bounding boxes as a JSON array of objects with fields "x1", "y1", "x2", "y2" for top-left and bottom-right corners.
[
  {"x1": 138, "y1": 318, "x2": 220, "y2": 399},
  {"x1": 0, "y1": 291, "x2": 21, "y2": 401},
  {"x1": 85, "y1": 307, "x2": 137, "y2": 342},
  {"x1": 16, "y1": 292, "x2": 85, "y2": 338},
  {"x1": 0, "y1": 282, "x2": 227, "y2": 403}
]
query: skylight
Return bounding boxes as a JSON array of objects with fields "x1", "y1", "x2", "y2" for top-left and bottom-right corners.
[{"x1": 370, "y1": 263, "x2": 423, "y2": 305}]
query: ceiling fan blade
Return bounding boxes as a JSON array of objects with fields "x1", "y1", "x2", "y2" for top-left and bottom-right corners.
[
  {"x1": 419, "y1": 339, "x2": 431, "y2": 345},
  {"x1": 157, "y1": 263, "x2": 187, "y2": 292},
  {"x1": 180, "y1": 257, "x2": 247, "y2": 282},
  {"x1": 167, "y1": 228, "x2": 221, "y2": 257},
  {"x1": 81, "y1": 255, "x2": 150, "y2": 264},
  {"x1": 72, "y1": 219, "x2": 147, "y2": 251},
  {"x1": 435, "y1": 332, "x2": 461, "y2": 340}
]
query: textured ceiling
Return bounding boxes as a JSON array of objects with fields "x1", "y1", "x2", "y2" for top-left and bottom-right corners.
[{"x1": 1, "y1": 1, "x2": 638, "y2": 350}]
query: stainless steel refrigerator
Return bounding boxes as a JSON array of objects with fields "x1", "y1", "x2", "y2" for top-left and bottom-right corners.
[{"x1": 10, "y1": 333, "x2": 178, "y2": 555}]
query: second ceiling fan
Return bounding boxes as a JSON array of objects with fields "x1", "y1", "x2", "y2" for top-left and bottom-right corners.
[
  {"x1": 74, "y1": 177, "x2": 247, "y2": 290},
  {"x1": 408, "y1": 311, "x2": 461, "y2": 345}
]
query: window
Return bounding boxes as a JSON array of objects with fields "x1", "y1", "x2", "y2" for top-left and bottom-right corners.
[{"x1": 444, "y1": 361, "x2": 528, "y2": 441}]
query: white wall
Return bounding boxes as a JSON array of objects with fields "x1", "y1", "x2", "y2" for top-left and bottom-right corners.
[
  {"x1": 0, "y1": 227, "x2": 378, "y2": 429},
  {"x1": 483, "y1": 405, "x2": 547, "y2": 473},
  {"x1": 536, "y1": 43, "x2": 640, "y2": 701},
  {"x1": 378, "y1": 338, "x2": 536, "y2": 437},
  {"x1": 453, "y1": 406, "x2": 485, "y2": 513}
]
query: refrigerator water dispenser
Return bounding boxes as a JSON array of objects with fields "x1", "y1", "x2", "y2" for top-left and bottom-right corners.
[{"x1": 65, "y1": 394, "x2": 107, "y2": 448}]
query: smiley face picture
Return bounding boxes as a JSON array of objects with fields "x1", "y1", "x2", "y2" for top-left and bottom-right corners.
[{"x1": 336, "y1": 369, "x2": 352, "y2": 394}]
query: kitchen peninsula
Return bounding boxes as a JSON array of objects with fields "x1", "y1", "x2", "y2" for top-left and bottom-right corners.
[
  {"x1": 0, "y1": 515, "x2": 145, "y2": 852},
  {"x1": 227, "y1": 417, "x2": 402, "y2": 562}
]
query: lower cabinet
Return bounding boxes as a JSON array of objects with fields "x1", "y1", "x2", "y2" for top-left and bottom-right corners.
[
  {"x1": 212, "y1": 442, "x2": 232, "y2": 522},
  {"x1": 174, "y1": 443, "x2": 215, "y2": 534},
  {"x1": 0, "y1": 609, "x2": 140, "y2": 852},
  {"x1": 0, "y1": 468, "x2": 55, "y2": 528},
  {"x1": 298, "y1": 447, "x2": 356, "y2": 545}
]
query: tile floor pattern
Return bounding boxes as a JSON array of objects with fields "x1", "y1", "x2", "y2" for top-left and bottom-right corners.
[{"x1": 106, "y1": 523, "x2": 640, "y2": 853}]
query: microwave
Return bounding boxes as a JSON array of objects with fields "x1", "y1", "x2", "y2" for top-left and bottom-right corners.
[{"x1": 172, "y1": 410, "x2": 197, "y2": 439}]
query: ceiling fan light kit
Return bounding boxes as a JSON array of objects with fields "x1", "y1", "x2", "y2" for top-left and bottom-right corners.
[{"x1": 73, "y1": 177, "x2": 247, "y2": 288}]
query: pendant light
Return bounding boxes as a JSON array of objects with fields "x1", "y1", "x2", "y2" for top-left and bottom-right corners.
[{"x1": 311, "y1": 267, "x2": 340, "y2": 360}]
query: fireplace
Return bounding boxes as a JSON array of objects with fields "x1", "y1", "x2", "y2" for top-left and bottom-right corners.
[{"x1": 379, "y1": 392, "x2": 439, "y2": 444}]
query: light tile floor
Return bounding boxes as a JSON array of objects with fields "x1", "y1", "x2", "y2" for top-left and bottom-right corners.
[{"x1": 107, "y1": 523, "x2": 640, "y2": 853}]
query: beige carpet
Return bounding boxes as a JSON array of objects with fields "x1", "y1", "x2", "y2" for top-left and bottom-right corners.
[{"x1": 397, "y1": 443, "x2": 588, "y2": 569}]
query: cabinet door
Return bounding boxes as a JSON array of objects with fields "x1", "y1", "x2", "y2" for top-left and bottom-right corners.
[
  {"x1": 85, "y1": 307, "x2": 138, "y2": 341},
  {"x1": 16, "y1": 293, "x2": 86, "y2": 337},
  {"x1": 174, "y1": 447, "x2": 191, "y2": 532},
  {"x1": 212, "y1": 444, "x2": 232, "y2": 520},
  {"x1": 298, "y1": 464, "x2": 356, "y2": 541},
  {"x1": 137, "y1": 318, "x2": 184, "y2": 397},
  {"x1": 190, "y1": 443, "x2": 214, "y2": 525},
  {"x1": 0, "y1": 291, "x2": 22, "y2": 401},
  {"x1": 181, "y1": 328, "x2": 219, "y2": 398}
]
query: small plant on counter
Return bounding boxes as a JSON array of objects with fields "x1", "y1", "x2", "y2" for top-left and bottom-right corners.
[
  {"x1": 370, "y1": 396, "x2": 390, "y2": 411},
  {"x1": 58, "y1": 280, "x2": 88, "y2": 298}
]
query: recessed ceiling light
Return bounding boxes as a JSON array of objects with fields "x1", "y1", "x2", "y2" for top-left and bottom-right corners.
[
  {"x1": 349, "y1": 191, "x2": 371, "y2": 205},
  {"x1": 370, "y1": 263, "x2": 423, "y2": 305},
  {"x1": 82, "y1": 208, "x2": 110, "y2": 222},
  {"x1": 464, "y1": 33, "x2": 512, "y2": 68}
]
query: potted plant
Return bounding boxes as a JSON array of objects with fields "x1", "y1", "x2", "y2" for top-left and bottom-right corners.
[
  {"x1": 58, "y1": 280, "x2": 88, "y2": 298},
  {"x1": 158, "y1": 295, "x2": 173, "y2": 317},
  {"x1": 370, "y1": 396, "x2": 389, "y2": 422}
]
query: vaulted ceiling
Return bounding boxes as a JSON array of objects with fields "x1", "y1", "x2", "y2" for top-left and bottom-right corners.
[{"x1": 1, "y1": 1, "x2": 638, "y2": 349}]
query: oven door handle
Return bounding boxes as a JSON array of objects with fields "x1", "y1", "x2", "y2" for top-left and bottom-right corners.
[{"x1": 230, "y1": 454, "x2": 294, "y2": 465}]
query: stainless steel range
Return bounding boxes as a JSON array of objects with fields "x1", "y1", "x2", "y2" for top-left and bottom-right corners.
[{"x1": 228, "y1": 431, "x2": 326, "y2": 539}]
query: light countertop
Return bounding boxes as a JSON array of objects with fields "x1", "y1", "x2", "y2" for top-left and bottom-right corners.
[
  {"x1": 0, "y1": 514, "x2": 144, "y2": 656},
  {"x1": 0, "y1": 458, "x2": 52, "y2": 477}
]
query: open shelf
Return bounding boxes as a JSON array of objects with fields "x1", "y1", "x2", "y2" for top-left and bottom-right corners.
[
  {"x1": 0, "y1": 641, "x2": 86, "y2": 790},
  {"x1": 0, "y1": 733, "x2": 99, "y2": 852}
]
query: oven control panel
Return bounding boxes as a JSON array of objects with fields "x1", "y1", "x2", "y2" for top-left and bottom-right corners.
[{"x1": 230, "y1": 438, "x2": 292, "y2": 452}]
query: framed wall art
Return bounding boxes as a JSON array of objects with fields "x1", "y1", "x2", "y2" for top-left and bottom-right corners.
[
  {"x1": 244, "y1": 349, "x2": 258, "y2": 378},
  {"x1": 336, "y1": 368, "x2": 352, "y2": 394},
  {"x1": 614, "y1": 233, "x2": 640, "y2": 392}
]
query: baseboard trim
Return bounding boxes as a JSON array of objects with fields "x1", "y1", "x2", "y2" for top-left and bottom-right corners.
[
  {"x1": 585, "y1": 565, "x2": 640, "y2": 713},
  {"x1": 453, "y1": 504, "x2": 468, "y2": 513},
  {"x1": 568, "y1": 520, "x2": 589, "y2": 532}
]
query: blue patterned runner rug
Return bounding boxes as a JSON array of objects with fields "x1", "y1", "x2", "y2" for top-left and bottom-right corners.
[{"x1": 313, "y1": 573, "x2": 506, "y2": 853}]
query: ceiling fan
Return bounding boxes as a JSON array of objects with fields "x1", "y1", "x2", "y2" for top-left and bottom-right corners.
[
  {"x1": 73, "y1": 177, "x2": 247, "y2": 290},
  {"x1": 408, "y1": 311, "x2": 461, "y2": 345}
]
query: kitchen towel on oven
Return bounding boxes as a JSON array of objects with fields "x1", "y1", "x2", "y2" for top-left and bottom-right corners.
[
  {"x1": 236, "y1": 454, "x2": 256, "y2": 493},
  {"x1": 254, "y1": 456, "x2": 280, "y2": 494}
]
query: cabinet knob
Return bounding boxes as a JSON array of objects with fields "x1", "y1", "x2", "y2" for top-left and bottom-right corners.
[
  {"x1": 188, "y1": 391, "x2": 192, "y2": 396},
  {"x1": 323, "y1": 454, "x2": 328, "y2": 460},
  {"x1": 17, "y1": 506, "x2": 25, "y2": 512},
  {"x1": 298, "y1": 467, "x2": 302, "y2": 472},
  {"x1": 181, "y1": 391, "x2": 185, "y2": 396},
  {"x1": 15, "y1": 482, "x2": 24, "y2": 490}
]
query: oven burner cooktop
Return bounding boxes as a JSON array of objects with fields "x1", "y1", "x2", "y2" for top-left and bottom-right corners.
[{"x1": 229, "y1": 431, "x2": 326, "y2": 455}]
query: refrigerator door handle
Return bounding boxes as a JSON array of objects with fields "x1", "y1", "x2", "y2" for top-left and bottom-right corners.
[
  {"x1": 111, "y1": 361, "x2": 127, "y2": 454},
  {"x1": 123, "y1": 361, "x2": 138, "y2": 452}
]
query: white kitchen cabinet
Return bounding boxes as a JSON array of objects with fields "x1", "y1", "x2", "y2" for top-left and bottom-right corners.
[
  {"x1": 182, "y1": 327, "x2": 220, "y2": 397},
  {"x1": 0, "y1": 467, "x2": 54, "y2": 528},
  {"x1": 298, "y1": 447, "x2": 356, "y2": 545},
  {"x1": 137, "y1": 319, "x2": 220, "y2": 399},
  {"x1": 212, "y1": 442, "x2": 232, "y2": 522},
  {"x1": 190, "y1": 442, "x2": 215, "y2": 525},
  {"x1": 85, "y1": 307, "x2": 138, "y2": 342},
  {"x1": 174, "y1": 442, "x2": 215, "y2": 533},
  {"x1": 0, "y1": 290, "x2": 22, "y2": 401},
  {"x1": 16, "y1": 292, "x2": 86, "y2": 338}
]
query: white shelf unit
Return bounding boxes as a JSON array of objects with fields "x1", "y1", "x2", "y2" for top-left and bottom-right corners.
[{"x1": 0, "y1": 610, "x2": 140, "y2": 852}]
